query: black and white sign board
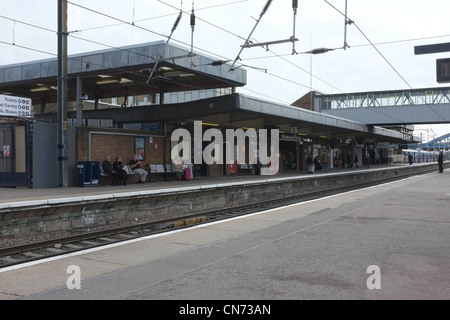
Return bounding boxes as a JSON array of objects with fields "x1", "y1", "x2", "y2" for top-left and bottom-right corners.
[{"x1": 0, "y1": 94, "x2": 32, "y2": 118}]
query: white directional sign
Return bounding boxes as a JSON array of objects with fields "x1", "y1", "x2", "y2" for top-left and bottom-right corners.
[{"x1": 0, "y1": 94, "x2": 32, "y2": 118}]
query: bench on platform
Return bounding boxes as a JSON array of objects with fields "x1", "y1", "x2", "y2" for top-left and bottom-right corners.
[
  {"x1": 239, "y1": 163, "x2": 255, "y2": 175},
  {"x1": 147, "y1": 164, "x2": 178, "y2": 181},
  {"x1": 100, "y1": 165, "x2": 139, "y2": 185}
]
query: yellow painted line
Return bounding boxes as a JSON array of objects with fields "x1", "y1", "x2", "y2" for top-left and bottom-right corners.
[{"x1": 172, "y1": 217, "x2": 208, "y2": 228}]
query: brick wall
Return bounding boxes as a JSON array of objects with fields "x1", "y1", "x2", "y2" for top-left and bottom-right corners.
[{"x1": 76, "y1": 127, "x2": 169, "y2": 168}]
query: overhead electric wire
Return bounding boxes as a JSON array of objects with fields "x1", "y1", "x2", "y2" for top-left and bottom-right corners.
[
  {"x1": 157, "y1": 0, "x2": 248, "y2": 42},
  {"x1": 0, "y1": 14, "x2": 168, "y2": 85},
  {"x1": 1, "y1": 1, "x2": 448, "y2": 118},
  {"x1": 72, "y1": 0, "x2": 248, "y2": 40},
  {"x1": 156, "y1": 0, "x2": 331, "y2": 99},
  {"x1": 0, "y1": 8, "x2": 414, "y2": 111},
  {"x1": 69, "y1": 0, "x2": 342, "y2": 99},
  {"x1": 0, "y1": 39, "x2": 55, "y2": 58},
  {"x1": 0, "y1": 0, "x2": 360, "y2": 101},
  {"x1": 245, "y1": 42, "x2": 345, "y2": 93},
  {"x1": 67, "y1": 1, "x2": 162, "y2": 39},
  {"x1": 66, "y1": 1, "x2": 242, "y2": 65},
  {"x1": 66, "y1": 0, "x2": 318, "y2": 101},
  {"x1": 0, "y1": 14, "x2": 55, "y2": 34},
  {"x1": 350, "y1": 34, "x2": 450, "y2": 49},
  {"x1": 322, "y1": 0, "x2": 412, "y2": 87},
  {"x1": 146, "y1": 8, "x2": 183, "y2": 84},
  {"x1": 229, "y1": 0, "x2": 273, "y2": 71},
  {"x1": 0, "y1": 3, "x2": 241, "y2": 90},
  {"x1": 0, "y1": 26, "x2": 247, "y2": 100}
]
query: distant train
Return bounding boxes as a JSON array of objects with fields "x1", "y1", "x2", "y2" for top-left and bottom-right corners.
[{"x1": 393, "y1": 149, "x2": 450, "y2": 164}]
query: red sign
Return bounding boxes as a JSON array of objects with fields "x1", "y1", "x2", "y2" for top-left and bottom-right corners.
[{"x1": 3, "y1": 145, "x2": 11, "y2": 157}]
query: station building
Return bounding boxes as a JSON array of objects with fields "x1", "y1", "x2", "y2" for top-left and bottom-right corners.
[{"x1": 0, "y1": 41, "x2": 413, "y2": 188}]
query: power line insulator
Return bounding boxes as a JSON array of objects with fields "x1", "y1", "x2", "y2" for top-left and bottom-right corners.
[
  {"x1": 261, "y1": 0, "x2": 273, "y2": 17},
  {"x1": 190, "y1": 10, "x2": 196, "y2": 29},
  {"x1": 309, "y1": 48, "x2": 334, "y2": 55},
  {"x1": 211, "y1": 60, "x2": 227, "y2": 66},
  {"x1": 172, "y1": 12, "x2": 182, "y2": 32}
]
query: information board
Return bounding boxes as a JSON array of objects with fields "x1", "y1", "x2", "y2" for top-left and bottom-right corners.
[
  {"x1": 437, "y1": 58, "x2": 450, "y2": 83},
  {"x1": 0, "y1": 94, "x2": 32, "y2": 118}
]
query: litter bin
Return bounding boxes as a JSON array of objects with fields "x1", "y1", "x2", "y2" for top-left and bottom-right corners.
[{"x1": 77, "y1": 161, "x2": 100, "y2": 186}]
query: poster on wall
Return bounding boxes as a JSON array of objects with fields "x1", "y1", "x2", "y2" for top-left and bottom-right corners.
[
  {"x1": 135, "y1": 137, "x2": 145, "y2": 160},
  {"x1": 0, "y1": 94, "x2": 32, "y2": 118}
]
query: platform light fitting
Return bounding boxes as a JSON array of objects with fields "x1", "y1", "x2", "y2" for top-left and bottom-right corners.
[
  {"x1": 96, "y1": 78, "x2": 133, "y2": 85},
  {"x1": 30, "y1": 85, "x2": 57, "y2": 92},
  {"x1": 96, "y1": 78, "x2": 121, "y2": 85}
]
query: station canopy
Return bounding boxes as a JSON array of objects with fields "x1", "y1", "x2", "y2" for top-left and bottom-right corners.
[{"x1": 0, "y1": 41, "x2": 246, "y2": 104}]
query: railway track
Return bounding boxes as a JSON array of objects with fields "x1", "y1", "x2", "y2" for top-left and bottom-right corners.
[{"x1": 0, "y1": 173, "x2": 426, "y2": 269}]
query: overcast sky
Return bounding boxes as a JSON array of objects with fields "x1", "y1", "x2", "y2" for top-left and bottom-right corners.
[{"x1": 1, "y1": 0, "x2": 449, "y2": 140}]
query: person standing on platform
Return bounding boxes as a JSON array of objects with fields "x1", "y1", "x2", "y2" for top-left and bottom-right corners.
[
  {"x1": 365, "y1": 152, "x2": 370, "y2": 169},
  {"x1": 314, "y1": 155, "x2": 322, "y2": 171},
  {"x1": 321, "y1": 150, "x2": 329, "y2": 173},
  {"x1": 288, "y1": 151, "x2": 295, "y2": 171},
  {"x1": 354, "y1": 154, "x2": 359, "y2": 168},
  {"x1": 341, "y1": 153, "x2": 346, "y2": 169},
  {"x1": 129, "y1": 154, "x2": 148, "y2": 183},
  {"x1": 438, "y1": 150, "x2": 444, "y2": 173},
  {"x1": 347, "y1": 152, "x2": 353, "y2": 168},
  {"x1": 306, "y1": 152, "x2": 314, "y2": 173}
]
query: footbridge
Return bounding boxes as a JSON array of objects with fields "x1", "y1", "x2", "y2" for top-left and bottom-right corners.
[
  {"x1": 408, "y1": 133, "x2": 450, "y2": 150},
  {"x1": 315, "y1": 87, "x2": 450, "y2": 126}
]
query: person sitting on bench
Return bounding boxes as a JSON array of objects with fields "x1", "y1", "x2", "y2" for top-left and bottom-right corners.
[
  {"x1": 102, "y1": 155, "x2": 120, "y2": 186},
  {"x1": 129, "y1": 154, "x2": 148, "y2": 183},
  {"x1": 113, "y1": 155, "x2": 128, "y2": 185},
  {"x1": 172, "y1": 156, "x2": 186, "y2": 180}
]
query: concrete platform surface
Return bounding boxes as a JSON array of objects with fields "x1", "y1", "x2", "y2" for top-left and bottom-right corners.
[
  {"x1": 0, "y1": 163, "x2": 418, "y2": 205},
  {"x1": 0, "y1": 168, "x2": 448, "y2": 300}
]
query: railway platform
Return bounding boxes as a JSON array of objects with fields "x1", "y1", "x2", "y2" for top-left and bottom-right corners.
[
  {"x1": 0, "y1": 166, "x2": 449, "y2": 301},
  {"x1": 0, "y1": 162, "x2": 446, "y2": 238},
  {"x1": 0, "y1": 163, "x2": 427, "y2": 204}
]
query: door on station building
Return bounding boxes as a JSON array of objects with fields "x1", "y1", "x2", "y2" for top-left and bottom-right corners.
[
  {"x1": 280, "y1": 140, "x2": 300, "y2": 171},
  {"x1": 0, "y1": 122, "x2": 32, "y2": 187}
]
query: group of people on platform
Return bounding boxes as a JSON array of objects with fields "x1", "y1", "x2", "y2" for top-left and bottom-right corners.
[
  {"x1": 102, "y1": 154, "x2": 148, "y2": 186},
  {"x1": 306, "y1": 151, "x2": 372, "y2": 173},
  {"x1": 102, "y1": 150, "x2": 445, "y2": 184},
  {"x1": 305, "y1": 151, "x2": 331, "y2": 173},
  {"x1": 102, "y1": 154, "x2": 191, "y2": 186},
  {"x1": 102, "y1": 155, "x2": 127, "y2": 186}
]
